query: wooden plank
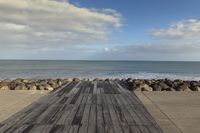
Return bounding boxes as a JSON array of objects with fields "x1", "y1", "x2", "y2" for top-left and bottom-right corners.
[
  {"x1": 138, "y1": 126, "x2": 150, "y2": 133},
  {"x1": 146, "y1": 125, "x2": 163, "y2": 133},
  {"x1": 87, "y1": 105, "x2": 96, "y2": 133},
  {"x1": 78, "y1": 125, "x2": 88, "y2": 133},
  {"x1": 30, "y1": 125, "x2": 53, "y2": 133},
  {"x1": 126, "y1": 105, "x2": 143, "y2": 126},
  {"x1": 102, "y1": 98, "x2": 115, "y2": 133},
  {"x1": 106, "y1": 96, "x2": 123, "y2": 133},
  {"x1": 72, "y1": 104, "x2": 85, "y2": 126},
  {"x1": 64, "y1": 104, "x2": 79, "y2": 125},
  {"x1": 81, "y1": 104, "x2": 91, "y2": 125},
  {"x1": 68, "y1": 125, "x2": 79, "y2": 133},
  {"x1": 96, "y1": 105, "x2": 105, "y2": 133},
  {"x1": 130, "y1": 126, "x2": 142, "y2": 133},
  {"x1": 0, "y1": 81, "x2": 163, "y2": 133},
  {"x1": 93, "y1": 81, "x2": 98, "y2": 94},
  {"x1": 57, "y1": 104, "x2": 73, "y2": 125}
]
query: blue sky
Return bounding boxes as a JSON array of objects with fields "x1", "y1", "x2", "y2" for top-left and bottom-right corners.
[
  {"x1": 73, "y1": 0, "x2": 200, "y2": 43},
  {"x1": 1, "y1": 0, "x2": 200, "y2": 60}
]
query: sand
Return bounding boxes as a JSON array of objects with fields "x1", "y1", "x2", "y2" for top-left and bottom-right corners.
[
  {"x1": 0, "y1": 90, "x2": 49, "y2": 122},
  {"x1": 135, "y1": 92, "x2": 200, "y2": 133}
]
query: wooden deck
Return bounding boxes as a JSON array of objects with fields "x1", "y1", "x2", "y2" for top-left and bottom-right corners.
[{"x1": 0, "y1": 81, "x2": 163, "y2": 133}]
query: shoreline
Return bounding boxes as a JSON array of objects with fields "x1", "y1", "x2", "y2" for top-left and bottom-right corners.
[{"x1": 0, "y1": 78, "x2": 200, "y2": 91}]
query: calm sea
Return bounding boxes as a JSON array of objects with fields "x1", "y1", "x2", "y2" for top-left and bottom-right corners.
[{"x1": 0, "y1": 60, "x2": 200, "y2": 80}]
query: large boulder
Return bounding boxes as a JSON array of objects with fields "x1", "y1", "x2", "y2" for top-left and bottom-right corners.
[
  {"x1": 0, "y1": 86, "x2": 10, "y2": 90},
  {"x1": 15, "y1": 83, "x2": 28, "y2": 90},
  {"x1": 151, "y1": 84, "x2": 162, "y2": 91},
  {"x1": 43, "y1": 84, "x2": 54, "y2": 91},
  {"x1": 37, "y1": 84, "x2": 54, "y2": 91},
  {"x1": 105, "y1": 79, "x2": 110, "y2": 82},
  {"x1": 83, "y1": 78, "x2": 90, "y2": 81},
  {"x1": 37, "y1": 85, "x2": 45, "y2": 90},
  {"x1": 190, "y1": 86, "x2": 200, "y2": 91},
  {"x1": 159, "y1": 82, "x2": 170, "y2": 91},
  {"x1": 164, "y1": 79, "x2": 174, "y2": 88},
  {"x1": 73, "y1": 78, "x2": 80, "y2": 82},
  {"x1": 28, "y1": 84, "x2": 37, "y2": 90},
  {"x1": 134, "y1": 84, "x2": 153, "y2": 91},
  {"x1": 0, "y1": 81, "x2": 10, "y2": 87},
  {"x1": 93, "y1": 78, "x2": 100, "y2": 81},
  {"x1": 177, "y1": 84, "x2": 191, "y2": 91},
  {"x1": 48, "y1": 80, "x2": 59, "y2": 88}
]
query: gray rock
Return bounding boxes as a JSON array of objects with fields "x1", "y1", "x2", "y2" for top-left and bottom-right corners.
[
  {"x1": 105, "y1": 79, "x2": 110, "y2": 81},
  {"x1": 134, "y1": 84, "x2": 153, "y2": 91},
  {"x1": 151, "y1": 84, "x2": 162, "y2": 91},
  {"x1": 190, "y1": 86, "x2": 200, "y2": 91},
  {"x1": 73, "y1": 78, "x2": 80, "y2": 82},
  {"x1": 37, "y1": 85, "x2": 45, "y2": 90},
  {"x1": 93, "y1": 78, "x2": 99, "y2": 81},
  {"x1": 159, "y1": 82, "x2": 170, "y2": 91},
  {"x1": 43, "y1": 84, "x2": 54, "y2": 90},
  {"x1": 177, "y1": 84, "x2": 191, "y2": 91},
  {"x1": 0, "y1": 86, "x2": 10, "y2": 90},
  {"x1": 83, "y1": 78, "x2": 90, "y2": 81},
  {"x1": 15, "y1": 84, "x2": 27, "y2": 90},
  {"x1": 28, "y1": 84, "x2": 37, "y2": 90}
]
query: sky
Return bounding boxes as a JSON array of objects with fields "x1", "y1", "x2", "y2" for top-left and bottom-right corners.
[{"x1": 0, "y1": 0, "x2": 200, "y2": 61}]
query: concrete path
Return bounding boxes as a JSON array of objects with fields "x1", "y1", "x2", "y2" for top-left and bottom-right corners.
[
  {"x1": 0, "y1": 90, "x2": 49, "y2": 122},
  {"x1": 136, "y1": 92, "x2": 200, "y2": 133},
  {"x1": 0, "y1": 81, "x2": 163, "y2": 133}
]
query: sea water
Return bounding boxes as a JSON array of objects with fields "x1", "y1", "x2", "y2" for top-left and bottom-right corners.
[{"x1": 0, "y1": 60, "x2": 200, "y2": 80}]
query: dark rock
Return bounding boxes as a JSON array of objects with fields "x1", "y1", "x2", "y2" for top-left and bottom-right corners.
[
  {"x1": 15, "y1": 83, "x2": 27, "y2": 90},
  {"x1": 151, "y1": 84, "x2": 162, "y2": 91},
  {"x1": 73, "y1": 78, "x2": 80, "y2": 82},
  {"x1": 190, "y1": 86, "x2": 200, "y2": 91},
  {"x1": 126, "y1": 78, "x2": 132, "y2": 82},
  {"x1": 159, "y1": 82, "x2": 170, "y2": 91},
  {"x1": 0, "y1": 80, "x2": 10, "y2": 87},
  {"x1": 83, "y1": 78, "x2": 90, "y2": 81},
  {"x1": 28, "y1": 84, "x2": 37, "y2": 90},
  {"x1": 105, "y1": 79, "x2": 110, "y2": 81},
  {"x1": 134, "y1": 84, "x2": 153, "y2": 91},
  {"x1": 177, "y1": 84, "x2": 191, "y2": 91}
]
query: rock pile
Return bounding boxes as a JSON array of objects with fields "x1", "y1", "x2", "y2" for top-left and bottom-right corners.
[
  {"x1": 1, "y1": 78, "x2": 200, "y2": 92},
  {"x1": 0, "y1": 79, "x2": 69, "y2": 90},
  {"x1": 124, "y1": 79, "x2": 200, "y2": 91}
]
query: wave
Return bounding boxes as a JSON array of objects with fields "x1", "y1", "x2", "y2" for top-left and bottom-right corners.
[{"x1": 0, "y1": 71, "x2": 200, "y2": 81}]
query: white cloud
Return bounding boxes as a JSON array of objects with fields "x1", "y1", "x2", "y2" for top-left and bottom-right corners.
[
  {"x1": 0, "y1": 0, "x2": 122, "y2": 50},
  {"x1": 151, "y1": 19, "x2": 200, "y2": 40},
  {"x1": 104, "y1": 47, "x2": 117, "y2": 52},
  {"x1": 99, "y1": 19, "x2": 200, "y2": 61}
]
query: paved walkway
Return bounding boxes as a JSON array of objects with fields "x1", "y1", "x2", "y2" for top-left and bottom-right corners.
[
  {"x1": 136, "y1": 92, "x2": 200, "y2": 133},
  {"x1": 0, "y1": 81, "x2": 163, "y2": 133}
]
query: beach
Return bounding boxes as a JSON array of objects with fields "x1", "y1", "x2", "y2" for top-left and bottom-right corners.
[{"x1": 0, "y1": 79, "x2": 200, "y2": 133}]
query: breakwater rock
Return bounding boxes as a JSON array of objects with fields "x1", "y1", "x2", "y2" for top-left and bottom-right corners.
[
  {"x1": 123, "y1": 78, "x2": 200, "y2": 91},
  {"x1": 0, "y1": 79, "x2": 69, "y2": 90},
  {"x1": 0, "y1": 78, "x2": 200, "y2": 91}
]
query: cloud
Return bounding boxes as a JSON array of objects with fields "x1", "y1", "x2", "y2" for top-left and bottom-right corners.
[
  {"x1": 151, "y1": 19, "x2": 200, "y2": 40},
  {"x1": 98, "y1": 19, "x2": 200, "y2": 61},
  {"x1": 0, "y1": 0, "x2": 122, "y2": 50},
  {"x1": 104, "y1": 47, "x2": 117, "y2": 52}
]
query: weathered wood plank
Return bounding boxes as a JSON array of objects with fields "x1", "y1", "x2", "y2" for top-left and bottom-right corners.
[
  {"x1": 0, "y1": 81, "x2": 163, "y2": 133},
  {"x1": 87, "y1": 105, "x2": 96, "y2": 133}
]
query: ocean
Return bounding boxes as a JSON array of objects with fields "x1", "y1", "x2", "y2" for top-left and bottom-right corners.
[{"x1": 0, "y1": 60, "x2": 200, "y2": 80}]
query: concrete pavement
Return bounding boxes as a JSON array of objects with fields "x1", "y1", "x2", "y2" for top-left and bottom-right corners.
[{"x1": 135, "y1": 92, "x2": 200, "y2": 133}]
